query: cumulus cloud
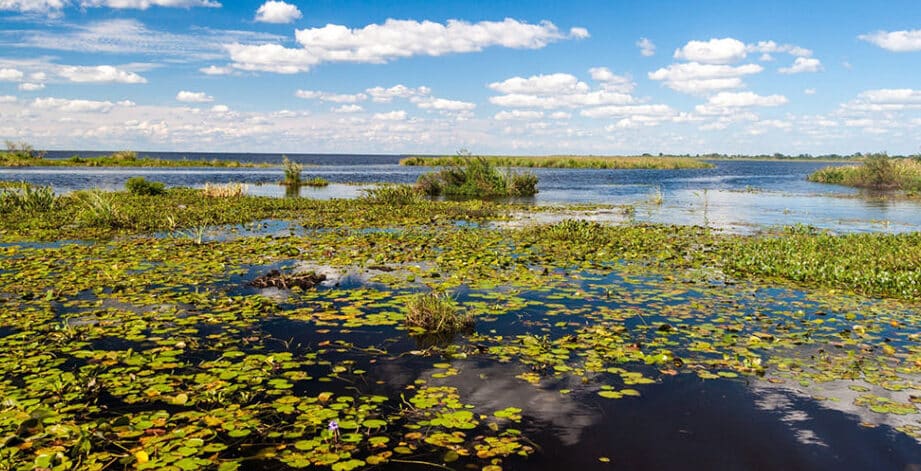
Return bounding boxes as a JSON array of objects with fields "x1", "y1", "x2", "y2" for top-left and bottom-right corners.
[
  {"x1": 636, "y1": 37, "x2": 655, "y2": 56},
  {"x1": 32, "y1": 97, "x2": 115, "y2": 112},
  {"x1": 413, "y1": 96, "x2": 475, "y2": 111},
  {"x1": 747, "y1": 40, "x2": 812, "y2": 57},
  {"x1": 588, "y1": 67, "x2": 635, "y2": 93},
  {"x1": 779, "y1": 57, "x2": 822, "y2": 74},
  {"x1": 0, "y1": 0, "x2": 66, "y2": 13},
  {"x1": 176, "y1": 90, "x2": 214, "y2": 102},
  {"x1": 0, "y1": 95, "x2": 16, "y2": 103},
  {"x1": 373, "y1": 110, "x2": 406, "y2": 121},
  {"x1": 255, "y1": 1, "x2": 301, "y2": 24},
  {"x1": 79, "y1": 0, "x2": 220, "y2": 9},
  {"x1": 366, "y1": 84, "x2": 431, "y2": 102},
  {"x1": 200, "y1": 65, "x2": 233, "y2": 75},
  {"x1": 0, "y1": 68, "x2": 24, "y2": 81},
  {"x1": 489, "y1": 73, "x2": 589, "y2": 95},
  {"x1": 695, "y1": 91, "x2": 787, "y2": 115},
  {"x1": 488, "y1": 72, "x2": 635, "y2": 109},
  {"x1": 648, "y1": 62, "x2": 762, "y2": 94},
  {"x1": 58, "y1": 65, "x2": 147, "y2": 83},
  {"x1": 295, "y1": 90, "x2": 367, "y2": 103},
  {"x1": 228, "y1": 18, "x2": 587, "y2": 73},
  {"x1": 674, "y1": 38, "x2": 748, "y2": 64},
  {"x1": 843, "y1": 88, "x2": 921, "y2": 112},
  {"x1": 494, "y1": 110, "x2": 543, "y2": 120},
  {"x1": 18, "y1": 82, "x2": 44, "y2": 91},
  {"x1": 858, "y1": 29, "x2": 921, "y2": 52},
  {"x1": 332, "y1": 104, "x2": 363, "y2": 113}
]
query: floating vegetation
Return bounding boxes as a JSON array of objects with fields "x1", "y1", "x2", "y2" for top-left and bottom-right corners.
[
  {"x1": 202, "y1": 182, "x2": 248, "y2": 198},
  {"x1": 250, "y1": 269, "x2": 327, "y2": 290},
  {"x1": 1, "y1": 188, "x2": 921, "y2": 469},
  {"x1": 0, "y1": 147, "x2": 259, "y2": 168},
  {"x1": 303, "y1": 176, "x2": 330, "y2": 187},
  {"x1": 401, "y1": 154, "x2": 714, "y2": 169}
]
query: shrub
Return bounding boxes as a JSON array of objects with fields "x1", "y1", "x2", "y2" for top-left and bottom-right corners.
[
  {"x1": 125, "y1": 176, "x2": 166, "y2": 196},
  {"x1": 360, "y1": 184, "x2": 425, "y2": 205},
  {"x1": 202, "y1": 182, "x2": 248, "y2": 198},
  {"x1": 0, "y1": 182, "x2": 56, "y2": 213},
  {"x1": 404, "y1": 292, "x2": 473, "y2": 334},
  {"x1": 863, "y1": 154, "x2": 896, "y2": 188},
  {"x1": 282, "y1": 156, "x2": 302, "y2": 186},
  {"x1": 415, "y1": 155, "x2": 538, "y2": 198}
]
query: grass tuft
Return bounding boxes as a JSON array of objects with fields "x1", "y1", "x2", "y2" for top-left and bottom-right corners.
[
  {"x1": 415, "y1": 155, "x2": 538, "y2": 198},
  {"x1": 202, "y1": 183, "x2": 248, "y2": 198},
  {"x1": 404, "y1": 292, "x2": 474, "y2": 334},
  {"x1": 281, "y1": 156, "x2": 302, "y2": 186},
  {"x1": 360, "y1": 184, "x2": 425, "y2": 205}
]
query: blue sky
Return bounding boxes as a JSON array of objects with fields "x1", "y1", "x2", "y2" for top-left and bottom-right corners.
[{"x1": 0, "y1": 0, "x2": 919, "y2": 154}]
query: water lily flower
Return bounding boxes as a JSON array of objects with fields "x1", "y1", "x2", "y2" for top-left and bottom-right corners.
[{"x1": 328, "y1": 420, "x2": 339, "y2": 431}]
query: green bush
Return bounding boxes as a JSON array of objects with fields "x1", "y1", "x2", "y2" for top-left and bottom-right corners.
[
  {"x1": 415, "y1": 156, "x2": 538, "y2": 198},
  {"x1": 125, "y1": 177, "x2": 166, "y2": 196}
]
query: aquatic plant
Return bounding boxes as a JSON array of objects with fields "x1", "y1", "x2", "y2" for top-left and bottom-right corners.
[
  {"x1": 202, "y1": 182, "x2": 248, "y2": 198},
  {"x1": 809, "y1": 154, "x2": 921, "y2": 191},
  {"x1": 0, "y1": 182, "x2": 56, "y2": 213},
  {"x1": 401, "y1": 154, "x2": 714, "y2": 169},
  {"x1": 415, "y1": 155, "x2": 538, "y2": 198},
  {"x1": 404, "y1": 291, "x2": 473, "y2": 334},
  {"x1": 282, "y1": 155, "x2": 303, "y2": 186},
  {"x1": 303, "y1": 176, "x2": 329, "y2": 187},
  {"x1": 360, "y1": 184, "x2": 425, "y2": 205},
  {"x1": 76, "y1": 190, "x2": 128, "y2": 228},
  {"x1": 125, "y1": 176, "x2": 166, "y2": 196},
  {"x1": 649, "y1": 186, "x2": 664, "y2": 205}
]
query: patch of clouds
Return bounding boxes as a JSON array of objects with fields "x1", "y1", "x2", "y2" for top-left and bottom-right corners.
[
  {"x1": 79, "y1": 0, "x2": 221, "y2": 9},
  {"x1": 366, "y1": 84, "x2": 431, "y2": 102},
  {"x1": 176, "y1": 90, "x2": 214, "y2": 102},
  {"x1": 695, "y1": 91, "x2": 788, "y2": 115},
  {"x1": 858, "y1": 29, "x2": 921, "y2": 52},
  {"x1": 200, "y1": 65, "x2": 233, "y2": 75},
  {"x1": 58, "y1": 65, "x2": 147, "y2": 83},
  {"x1": 373, "y1": 110, "x2": 407, "y2": 121},
  {"x1": 32, "y1": 96, "x2": 116, "y2": 113},
  {"x1": 0, "y1": 68, "x2": 24, "y2": 81},
  {"x1": 842, "y1": 88, "x2": 921, "y2": 112},
  {"x1": 494, "y1": 110, "x2": 544, "y2": 121},
  {"x1": 489, "y1": 72, "x2": 634, "y2": 109},
  {"x1": 636, "y1": 37, "x2": 655, "y2": 57},
  {"x1": 295, "y1": 90, "x2": 368, "y2": 103},
  {"x1": 674, "y1": 37, "x2": 748, "y2": 64},
  {"x1": 228, "y1": 18, "x2": 587, "y2": 73},
  {"x1": 779, "y1": 57, "x2": 822, "y2": 74},
  {"x1": 255, "y1": 1, "x2": 301, "y2": 23},
  {"x1": 18, "y1": 82, "x2": 45, "y2": 91},
  {"x1": 648, "y1": 62, "x2": 762, "y2": 94},
  {"x1": 332, "y1": 104, "x2": 363, "y2": 113}
]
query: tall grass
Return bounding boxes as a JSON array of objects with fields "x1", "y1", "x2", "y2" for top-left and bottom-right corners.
[
  {"x1": 281, "y1": 156, "x2": 302, "y2": 186},
  {"x1": 360, "y1": 184, "x2": 425, "y2": 205},
  {"x1": 76, "y1": 190, "x2": 128, "y2": 228},
  {"x1": 809, "y1": 154, "x2": 921, "y2": 191},
  {"x1": 202, "y1": 183, "x2": 248, "y2": 198},
  {"x1": 404, "y1": 292, "x2": 473, "y2": 333},
  {"x1": 401, "y1": 155, "x2": 713, "y2": 169},
  {"x1": 415, "y1": 156, "x2": 538, "y2": 198},
  {"x1": 0, "y1": 182, "x2": 56, "y2": 213}
]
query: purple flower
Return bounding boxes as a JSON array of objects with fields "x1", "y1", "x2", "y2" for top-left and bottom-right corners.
[{"x1": 328, "y1": 420, "x2": 339, "y2": 432}]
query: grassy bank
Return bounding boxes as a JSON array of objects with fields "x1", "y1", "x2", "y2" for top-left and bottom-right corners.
[
  {"x1": 808, "y1": 154, "x2": 921, "y2": 192},
  {"x1": 0, "y1": 150, "x2": 261, "y2": 168},
  {"x1": 401, "y1": 155, "x2": 713, "y2": 169}
]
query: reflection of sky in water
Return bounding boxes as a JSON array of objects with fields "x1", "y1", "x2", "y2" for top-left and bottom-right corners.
[{"x1": 3, "y1": 160, "x2": 921, "y2": 233}]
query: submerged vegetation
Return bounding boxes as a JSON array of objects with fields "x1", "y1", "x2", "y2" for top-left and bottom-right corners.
[
  {"x1": 416, "y1": 155, "x2": 539, "y2": 198},
  {"x1": 808, "y1": 154, "x2": 921, "y2": 192},
  {"x1": 401, "y1": 154, "x2": 713, "y2": 169}
]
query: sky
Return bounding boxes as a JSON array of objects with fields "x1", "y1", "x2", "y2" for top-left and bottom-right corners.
[{"x1": 0, "y1": 0, "x2": 919, "y2": 155}]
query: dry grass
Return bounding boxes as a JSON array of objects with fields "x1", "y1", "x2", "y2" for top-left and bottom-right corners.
[{"x1": 202, "y1": 183, "x2": 248, "y2": 198}]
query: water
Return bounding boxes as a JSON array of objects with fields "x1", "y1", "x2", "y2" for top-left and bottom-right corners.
[{"x1": 3, "y1": 155, "x2": 920, "y2": 233}]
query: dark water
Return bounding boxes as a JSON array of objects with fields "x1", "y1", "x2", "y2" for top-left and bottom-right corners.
[{"x1": 3, "y1": 154, "x2": 921, "y2": 233}]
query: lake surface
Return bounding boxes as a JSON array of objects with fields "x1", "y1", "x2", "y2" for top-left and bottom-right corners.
[{"x1": 3, "y1": 153, "x2": 917, "y2": 233}]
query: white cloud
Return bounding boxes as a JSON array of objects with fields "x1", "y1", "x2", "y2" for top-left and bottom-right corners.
[
  {"x1": 58, "y1": 65, "x2": 147, "y2": 83},
  {"x1": 0, "y1": 95, "x2": 16, "y2": 103},
  {"x1": 295, "y1": 90, "x2": 367, "y2": 103},
  {"x1": 413, "y1": 97, "x2": 475, "y2": 111},
  {"x1": 549, "y1": 111, "x2": 571, "y2": 119},
  {"x1": 332, "y1": 104, "x2": 363, "y2": 113},
  {"x1": 580, "y1": 104, "x2": 676, "y2": 119},
  {"x1": 176, "y1": 90, "x2": 214, "y2": 102},
  {"x1": 200, "y1": 65, "x2": 233, "y2": 75},
  {"x1": 843, "y1": 88, "x2": 921, "y2": 112},
  {"x1": 19, "y1": 82, "x2": 44, "y2": 91},
  {"x1": 488, "y1": 72, "x2": 636, "y2": 109},
  {"x1": 779, "y1": 57, "x2": 822, "y2": 74},
  {"x1": 366, "y1": 84, "x2": 431, "y2": 102},
  {"x1": 648, "y1": 62, "x2": 762, "y2": 94},
  {"x1": 373, "y1": 110, "x2": 406, "y2": 121},
  {"x1": 32, "y1": 97, "x2": 115, "y2": 113},
  {"x1": 79, "y1": 0, "x2": 221, "y2": 9},
  {"x1": 210, "y1": 104, "x2": 229, "y2": 113},
  {"x1": 636, "y1": 37, "x2": 655, "y2": 57},
  {"x1": 0, "y1": 0, "x2": 66, "y2": 14},
  {"x1": 228, "y1": 18, "x2": 586, "y2": 73},
  {"x1": 858, "y1": 29, "x2": 921, "y2": 52},
  {"x1": 747, "y1": 40, "x2": 812, "y2": 57},
  {"x1": 674, "y1": 38, "x2": 747, "y2": 64},
  {"x1": 588, "y1": 67, "x2": 635, "y2": 93},
  {"x1": 804, "y1": 88, "x2": 816, "y2": 95},
  {"x1": 569, "y1": 27, "x2": 589, "y2": 39},
  {"x1": 489, "y1": 73, "x2": 589, "y2": 95},
  {"x1": 226, "y1": 43, "x2": 316, "y2": 73},
  {"x1": 695, "y1": 91, "x2": 787, "y2": 115},
  {"x1": 0, "y1": 68, "x2": 24, "y2": 81},
  {"x1": 255, "y1": 1, "x2": 301, "y2": 24},
  {"x1": 494, "y1": 110, "x2": 543, "y2": 120}
]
